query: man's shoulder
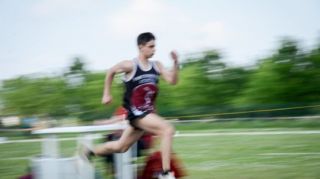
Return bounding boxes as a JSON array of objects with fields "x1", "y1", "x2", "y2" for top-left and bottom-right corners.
[
  {"x1": 119, "y1": 59, "x2": 133, "y2": 64},
  {"x1": 116, "y1": 59, "x2": 135, "y2": 73},
  {"x1": 118, "y1": 59, "x2": 134, "y2": 67}
]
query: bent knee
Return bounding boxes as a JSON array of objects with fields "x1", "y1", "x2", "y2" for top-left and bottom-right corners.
[
  {"x1": 163, "y1": 125, "x2": 175, "y2": 136},
  {"x1": 119, "y1": 146, "x2": 130, "y2": 153},
  {"x1": 114, "y1": 142, "x2": 130, "y2": 153}
]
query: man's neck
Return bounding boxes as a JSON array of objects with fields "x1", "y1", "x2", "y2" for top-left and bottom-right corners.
[
  {"x1": 138, "y1": 54, "x2": 149, "y2": 63},
  {"x1": 137, "y1": 54, "x2": 151, "y2": 69}
]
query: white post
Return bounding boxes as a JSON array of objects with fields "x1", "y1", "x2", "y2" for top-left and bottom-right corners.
[
  {"x1": 42, "y1": 134, "x2": 59, "y2": 157},
  {"x1": 77, "y1": 134, "x2": 94, "y2": 150},
  {"x1": 114, "y1": 142, "x2": 136, "y2": 179},
  {"x1": 132, "y1": 142, "x2": 137, "y2": 179}
]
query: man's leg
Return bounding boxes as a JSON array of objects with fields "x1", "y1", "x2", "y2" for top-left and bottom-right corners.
[
  {"x1": 134, "y1": 113, "x2": 175, "y2": 172},
  {"x1": 94, "y1": 126, "x2": 144, "y2": 155}
]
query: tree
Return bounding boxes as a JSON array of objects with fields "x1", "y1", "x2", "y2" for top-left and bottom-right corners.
[{"x1": 233, "y1": 38, "x2": 320, "y2": 115}]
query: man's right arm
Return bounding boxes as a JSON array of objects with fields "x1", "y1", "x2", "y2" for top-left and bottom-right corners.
[{"x1": 102, "y1": 60, "x2": 133, "y2": 105}]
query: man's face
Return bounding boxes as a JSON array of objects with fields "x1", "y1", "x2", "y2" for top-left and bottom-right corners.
[{"x1": 140, "y1": 40, "x2": 156, "y2": 58}]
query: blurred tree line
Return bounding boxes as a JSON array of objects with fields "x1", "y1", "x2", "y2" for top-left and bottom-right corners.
[{"x1": 0, "y1": 38, "x2": 319, "y2": 121}]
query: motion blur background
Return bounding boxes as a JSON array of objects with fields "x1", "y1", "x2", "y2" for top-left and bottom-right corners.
[{"x1": 1, "y1": 0, "x2": 320, "y2": 178}]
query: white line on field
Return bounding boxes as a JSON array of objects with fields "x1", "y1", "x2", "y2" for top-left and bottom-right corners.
[
  {"x1": 0, "y1": 157, "x2": 32, "y2": 161},
  {"x1": 259, "y1": 152, "x2": 320, "y2": 156},
  {"x1": 174, "y1": 130, "x2": 320, "y2": 137},
  {"x1": 1, "y1": 130, "x2": 320, "y2": 144},
  {"x1": 0, "y1": 137, "x2": 78, "y2": 144}
]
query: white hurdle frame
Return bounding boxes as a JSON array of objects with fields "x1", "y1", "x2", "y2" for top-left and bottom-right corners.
[{"x1": 32, "y1": 123, "x2": 137, "y2": 179}]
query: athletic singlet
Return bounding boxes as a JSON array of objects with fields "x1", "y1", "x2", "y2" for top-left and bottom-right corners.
[{"x1": 123, "y1": 58, "x2": 160, "y2": 120}]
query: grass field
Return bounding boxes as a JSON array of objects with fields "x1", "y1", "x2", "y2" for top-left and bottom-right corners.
[
  {"x1": 1, "y1": 119, "x2": 320, "y2": 178},
  {"x1": 174, "y1": 132, "x2": 320, "y2": 179}
]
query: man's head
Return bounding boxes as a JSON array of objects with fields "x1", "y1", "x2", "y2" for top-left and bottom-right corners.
[{"x1": 137, "y1": 32, "x2": 156, "y2": 58}]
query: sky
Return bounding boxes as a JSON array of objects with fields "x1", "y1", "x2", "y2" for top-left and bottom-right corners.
[{"x1": 0, "y1": 0, "x2": 319, "y2": 81}]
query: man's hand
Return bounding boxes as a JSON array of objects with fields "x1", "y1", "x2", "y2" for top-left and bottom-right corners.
[
  {"x1": 102, "y1": 94, "x2": 112, "y2": 105},
  {"x1": 170, "y1": 51, "x2": 179, "y2": 64}
]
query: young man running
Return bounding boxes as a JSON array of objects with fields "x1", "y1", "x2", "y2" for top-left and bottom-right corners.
[{"x1": 86, "y1": 32, "x2": 179, "y2": 179}]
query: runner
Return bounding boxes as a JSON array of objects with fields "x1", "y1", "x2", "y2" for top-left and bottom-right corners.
[{"x1": 83, "y1": 32, "x2": 179, "y2": 179}]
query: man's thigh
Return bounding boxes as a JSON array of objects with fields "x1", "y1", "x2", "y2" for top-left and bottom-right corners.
[{"x1": 134, "y1": 113, "x2": 172, "y2": 135}]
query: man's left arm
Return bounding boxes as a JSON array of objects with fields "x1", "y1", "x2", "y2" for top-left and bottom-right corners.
[{"x1": 156, "y1": 51, "x2": 179, "y2": 85}]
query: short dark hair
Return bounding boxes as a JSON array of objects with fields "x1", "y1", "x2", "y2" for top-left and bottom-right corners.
[{"x1": 137, "y1": 32, "x2": 155, "y2": 46}]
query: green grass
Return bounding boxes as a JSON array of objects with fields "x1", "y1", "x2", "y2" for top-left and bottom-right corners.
[
  {"x1": 174, "y1": 134, "x2": 320, "y2": 179},
  {"x1": 1, "y1": 119, "x2": 320, "y2": 178}
]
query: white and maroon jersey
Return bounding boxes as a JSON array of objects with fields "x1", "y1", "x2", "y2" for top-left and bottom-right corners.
[{"x1": 123, "y1": 58, "x2": 160, "y2": 120}]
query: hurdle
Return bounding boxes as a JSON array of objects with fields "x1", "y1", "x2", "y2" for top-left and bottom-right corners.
[{"x1": 31, "y1": 123, "x2": 137, "y2": 179}]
